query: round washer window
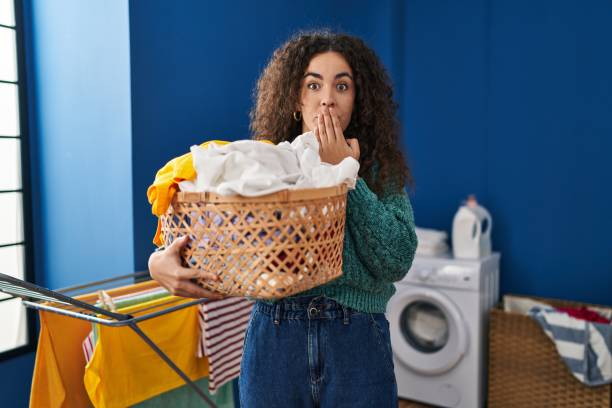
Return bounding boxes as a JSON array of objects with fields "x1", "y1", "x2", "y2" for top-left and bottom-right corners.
[{"x1": 400, "y1": 300, "x2": 449, "y2": 353}]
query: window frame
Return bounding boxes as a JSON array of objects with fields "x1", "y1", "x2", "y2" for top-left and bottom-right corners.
[{"x1": 0, "y1": 0, "x2": 38, "y2": 362}]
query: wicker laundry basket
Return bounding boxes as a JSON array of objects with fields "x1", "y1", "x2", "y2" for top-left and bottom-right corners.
[
  {"x1": 488, "y1": 295, "x2": 612, "y2": 407},
  {"x1": 160, "y1": 185, "x2": 347, "y2": 299}
]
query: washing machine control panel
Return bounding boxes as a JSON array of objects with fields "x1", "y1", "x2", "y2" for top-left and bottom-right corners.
[{"x1": 403, "y1": 263, "x2": 479, "y2": 290}]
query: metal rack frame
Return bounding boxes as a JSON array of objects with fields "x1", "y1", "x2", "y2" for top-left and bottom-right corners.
[{"x1": 0, "y1": 271, "x2": 218, "y2": 408}]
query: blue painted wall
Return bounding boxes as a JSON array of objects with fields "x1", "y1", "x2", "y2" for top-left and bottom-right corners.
[
  {"x1": 403, "y1": 0, "x2": 489, "y2": 225},
  {"x1": 27, "y1": 0, "x2": 134, "y2": 290},
  {"x1": 485, "y1": 1, "x2": 612, "y2": 304},
  {"x1": 404, "y1": 0, "x2": 612, "y2": 305},
  {"x1": 0, "y1": 1, "x2": 133, "y2": 406},
  {"x1": 0, "y1": 353, "x2": 35, "y2": 407}
]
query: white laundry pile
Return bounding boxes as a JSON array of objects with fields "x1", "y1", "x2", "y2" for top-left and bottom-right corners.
[
  {"x1": 415, "y1": 227, "x2": 450, "y2": 256},
  {"x1": 179, "y1": 132, "x2": 360, "y2": 196}
]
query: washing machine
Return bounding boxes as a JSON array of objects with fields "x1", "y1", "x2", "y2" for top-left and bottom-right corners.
[{"x1": 387, "y1": 253, "x2": 500, "y2": 408}]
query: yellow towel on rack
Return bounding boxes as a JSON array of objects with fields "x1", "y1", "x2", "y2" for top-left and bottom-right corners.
[
  {"x1": 83, "y1": 296, "x2": 209, "y2": 408},
  {"x1": 29, "y1": 281, "x2": 168, "y2": 408},
  {"x1": 30, "y1": 309, "x2": 94, "y2": 408}
]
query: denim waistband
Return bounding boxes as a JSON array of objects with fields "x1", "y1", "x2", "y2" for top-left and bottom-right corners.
[{"x1": 255, "y1": 295, "x2": 362, "y2": 325}]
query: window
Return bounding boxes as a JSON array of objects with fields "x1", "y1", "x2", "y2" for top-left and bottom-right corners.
[{"x1": 0, "y1": 0, "x2": 35, "y2": 359}]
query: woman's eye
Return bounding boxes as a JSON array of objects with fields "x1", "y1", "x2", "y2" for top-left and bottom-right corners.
[
  {"x1": 337, "y1": 83, "x2": 349, "y2": 91},
  {"x1": 307, "y1": 83, "x2": 320, "y2": 91}
]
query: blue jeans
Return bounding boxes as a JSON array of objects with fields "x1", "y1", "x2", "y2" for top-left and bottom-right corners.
[{"x1": 239, "y1": 295, "x2": 397, "y2": 407}]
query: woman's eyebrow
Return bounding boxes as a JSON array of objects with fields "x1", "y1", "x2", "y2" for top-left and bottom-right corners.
[
  {"x1": 335, "y1": 72, "x2": 353, "y2": 80},
  {"x1": 304, "y1": 72, "x2": 323, "y2": 79},
  {"x1": 303, "y1": 71, "x2": 354, "y2": 80}
]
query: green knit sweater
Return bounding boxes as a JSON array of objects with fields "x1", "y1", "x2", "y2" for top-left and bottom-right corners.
[{"x1": 265, "y1": 177, "x2": 418, "y2": 313}]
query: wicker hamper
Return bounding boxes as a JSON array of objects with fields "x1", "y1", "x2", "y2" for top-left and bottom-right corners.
[
  {"x1": 160, "y1": 185, "x2": 347, "y2": 299},
  {"x1": 488, "y1": 295, "x2": 612, "y2": 407}
]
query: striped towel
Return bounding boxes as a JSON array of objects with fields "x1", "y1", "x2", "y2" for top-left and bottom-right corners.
[
  {"x1": 529, "y1": 306, "x2": 612, "y2": 386},
  {"x1": 198, "y1": 297, "x2": 254, "y2": 394},
  {"x1": 83, "y1": 330, "x2": 95, "y2": 363}
]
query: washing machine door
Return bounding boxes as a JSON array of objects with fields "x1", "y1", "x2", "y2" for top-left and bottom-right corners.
[{"x1": 388, "y1": 286, "x2": 469, "y2": 375}]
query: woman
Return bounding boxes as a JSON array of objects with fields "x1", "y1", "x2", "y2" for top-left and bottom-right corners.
[{"x1": 149, "y1": 30, "x2": 417, "y2": 407}]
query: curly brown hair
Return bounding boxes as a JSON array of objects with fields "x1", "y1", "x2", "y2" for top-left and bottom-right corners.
[{"x1": 250, "y1": 29, "x2": 413, "y2": 196}]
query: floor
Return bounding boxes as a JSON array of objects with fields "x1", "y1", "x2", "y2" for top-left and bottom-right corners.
[{"x1": 398, "y1": 399, "x2": 434, "y2": 407}]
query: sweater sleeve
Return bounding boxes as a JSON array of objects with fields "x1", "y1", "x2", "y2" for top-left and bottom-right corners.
[{"x1": 346, "y1": 178, "x2": 418, "y2": 282}]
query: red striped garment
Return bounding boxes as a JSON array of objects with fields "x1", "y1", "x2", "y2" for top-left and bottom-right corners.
[
  {"x1": 198, "y1": 297, "x2": 254, "y2": 394},
  {"x1": 82, "y1": 331, "x2": 95, "y2": 363}
]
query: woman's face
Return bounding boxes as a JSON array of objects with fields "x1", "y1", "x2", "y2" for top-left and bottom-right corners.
[{"x1": 299, "y1": 51, "x2": 355, "y2": 134}]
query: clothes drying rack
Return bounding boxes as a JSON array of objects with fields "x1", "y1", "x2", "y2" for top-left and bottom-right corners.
[{"x1": 0, "y1": 271, "x2": 218, "y2": 408}]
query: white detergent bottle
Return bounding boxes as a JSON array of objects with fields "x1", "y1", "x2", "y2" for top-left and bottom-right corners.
[{"x1": 452, "y1": 195, "x2": 492, "y2": 259}]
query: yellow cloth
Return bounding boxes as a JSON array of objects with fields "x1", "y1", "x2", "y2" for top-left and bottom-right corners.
[
  {"x1": 83, "y1": 296, "x2": 209, "y2": 408},
  {"x1": 30, "y1": 310, "x2": 93, "y2": 408},
  {"x1": 28, "y1": 282, "x2": 203, "y2": 408},
  {"x1": 29, "y1": 283, "x2": 160, "y2": 407},
  {"x1": 147, "y1": 140, "x2": 229, "y2": 246},
  {"x1": 146, "y1": 139, "x2": 272, "y2": 246}
]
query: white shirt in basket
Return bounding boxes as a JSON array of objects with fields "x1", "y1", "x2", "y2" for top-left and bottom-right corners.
[{"x1": 179, "y1": 132, "x2": 359, "y2": 196}]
